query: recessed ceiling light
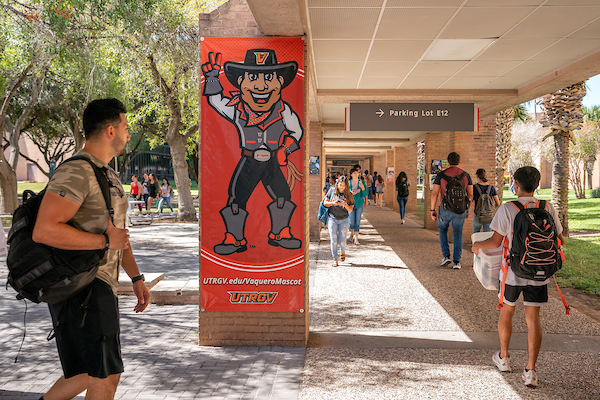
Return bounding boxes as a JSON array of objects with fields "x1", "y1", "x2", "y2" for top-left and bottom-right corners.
[{"x1": 424, "y1": 39, "x2": 496, "y2": 61}]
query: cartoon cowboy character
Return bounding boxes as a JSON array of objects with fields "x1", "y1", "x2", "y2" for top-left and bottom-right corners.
[{"x1": 202, "y1": 49, "x2": 303, "y2": 255}]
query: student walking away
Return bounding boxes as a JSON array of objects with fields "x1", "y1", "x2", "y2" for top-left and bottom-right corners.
[
  {"x1": 322, "y1": 175, "x2": 331, "y2": 195},
  {"x1": 32, "y1": 98, "x2": 150, "y2": 400},
  {"x1": 158, "y1": 178, "x2": 175, "y2": 214},
  {"x1": 364, "y1": 170, "x2": 373, "y2": 204},
  {"x1": 372, "y1": 171, "x2": 378, "y2": 199},
  {"x1": 473, "y1": 168, "x2": 501, "y2": 233},
  {"x1": 142, "y1": 173, "x2": 150, "y2": 211},
  {"x1": 395, "y1": 171, "x2": 411, "y2": 224},
  {"x1": 430, "y1": 152, "x2": 473, "y2": 269},
  {"x1": 348, "y1": 167, "x2": 369, "y2": 245},
  {"x1": 147, "y1": 173, "x2": 161, "y2": 211},
  {"x1": 375, "y1": 175, "x2": 385, "y2": 208},
  {"x1": 129, "y1": 175, "x2": 143, "y2": 212},
  {"x1": 472, "y1": 166, "x2": 565, "y2": 388},
  {"x1": 322, "y1": 176, "x2": 354, "y2": 266}
]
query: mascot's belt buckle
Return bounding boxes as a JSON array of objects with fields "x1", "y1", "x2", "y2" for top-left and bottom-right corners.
[{"x1": 253, "y1": 149, "x2": 271, "y2": 162}]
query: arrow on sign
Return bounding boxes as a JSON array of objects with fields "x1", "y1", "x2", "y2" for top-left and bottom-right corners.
[{"x1": 376, "y1": 108, "x2": 384, "y2": 117}]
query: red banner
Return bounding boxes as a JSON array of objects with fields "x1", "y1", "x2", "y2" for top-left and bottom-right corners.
[{"x1": 200, "y1": 37, "x2": 305, "y2": 312}]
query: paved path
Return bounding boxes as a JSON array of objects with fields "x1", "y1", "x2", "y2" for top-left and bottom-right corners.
[{"x1": 1, "y1": 208, "x2": 600, "y2": 399}]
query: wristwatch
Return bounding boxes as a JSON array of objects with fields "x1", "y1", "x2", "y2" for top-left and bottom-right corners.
[{"x1": 131, "y1": 274, "x2": 145, "y2": 284}]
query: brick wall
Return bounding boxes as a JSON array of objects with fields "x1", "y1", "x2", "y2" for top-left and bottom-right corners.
[
  {"x1": 422, "y1": 114, "x2": 497, "y2": 241},
  {"x1": 394, "y1": 145, "x2": 418, "y2": 212},
  {"x1": 309, "y1": 122, "x2": 323, "y2": 242},
  {"x1": 198, "y1": 0, "x2": 260, "y2": 37},
  {"x1": 198, "y1": 0, "x2": 307, "y2": 347}
]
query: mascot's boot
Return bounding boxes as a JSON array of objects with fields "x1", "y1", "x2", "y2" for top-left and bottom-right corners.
[
  {"x1": 267, "y1": 199, "x2": 302, "y2": 250},
  {"x1": 214, "y1": 205, "x2": 248, "y2": 255}
]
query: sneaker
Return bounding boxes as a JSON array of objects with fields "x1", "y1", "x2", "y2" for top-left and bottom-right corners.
[
  {"x1": 452, "y1": 262, "x2": 461, "y2": 269},
  {"x1": 522, "y1": 368, "x2": 538, "y2": 387},
  {"x1": 492, "y1": 351, "x2": 511, "y2": 372},
  {"x1": 440, "y1": 257, "x2": 452, "y2": 266}
]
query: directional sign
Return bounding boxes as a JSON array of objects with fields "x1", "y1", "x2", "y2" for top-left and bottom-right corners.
[{"x1": 348, "y1": 103, "x2": 477, "y2": 132}]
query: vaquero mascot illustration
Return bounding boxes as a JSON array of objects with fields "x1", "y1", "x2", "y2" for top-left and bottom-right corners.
[{"x1": 202, "y1": 49, "x2": 304, "y2": 255}]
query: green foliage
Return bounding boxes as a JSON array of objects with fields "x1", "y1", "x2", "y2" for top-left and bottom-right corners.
[
  {"x1": 592, "y1": 189, "x2": 600, "y2": 198},
  {"x1": 583, "y1": 105, "x2": 600, "y2": 121},
  {"x1": 558, "y1": 236, "x2": 600, "y2": 296}
]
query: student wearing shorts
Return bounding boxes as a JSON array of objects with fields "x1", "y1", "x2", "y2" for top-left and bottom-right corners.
[{"x1": 472, "y1": 166, "x2": 564, "y2": 388}]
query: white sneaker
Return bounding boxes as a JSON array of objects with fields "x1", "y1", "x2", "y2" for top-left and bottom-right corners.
[
  {"x1": 440, "y1": 257, "x2": 452, "y2": 266},
  {"x1": 492, "y1": 351, "x2": 511, "y2": 372},
  {"x1": 522, "y1": 368, "x2": 538, "y2": 387},
  {"x1": 452, "y1": 262, "x2": 461, "y2": 269}
]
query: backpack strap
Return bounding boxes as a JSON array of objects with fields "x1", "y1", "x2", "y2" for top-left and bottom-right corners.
[
  {"x1": 510, "y1": 200, "x2": 524, "y2": 212},
  {"x1": 61, "y1": 156, "x2": 114, "y2": 222},
  {"x1": 498, "y1": 236, "x2": 510, "y2": 310},
  {"x1": 474, "y1": 184, "x2": 482, "y2": 196}
]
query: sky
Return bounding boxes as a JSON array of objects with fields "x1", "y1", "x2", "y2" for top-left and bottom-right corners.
[{"x1": 583, "y1": 74, "x2": 600, "y2": 108}]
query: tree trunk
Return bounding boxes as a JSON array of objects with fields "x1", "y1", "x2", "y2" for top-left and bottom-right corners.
[
  {"x1": 0, "y1": 155, "x2": 19, "y2": 213},
  {"x1": 553, "y1": 130, "x2": 570, "y2": 237},
  {"x1": 495, "y1": 108, "x2": 514, "y2": 203},
  {"x1": 166, "y1": 133, "x2": 196, "y2": 221}
]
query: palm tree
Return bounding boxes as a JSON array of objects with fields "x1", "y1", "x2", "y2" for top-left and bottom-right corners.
[
  {"x1": 495, "y1": 108, "x2": 515, "y2": 204},
  {"x1": 538, "y1": 81, "x2": 586, "y2": 237},
  {"x1": 495, "y1": 105, "x2": 528, "y2": 203}
]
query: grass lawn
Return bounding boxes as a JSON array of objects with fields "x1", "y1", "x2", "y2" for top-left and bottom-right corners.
[{"x1": 559, "y1": 236, "x2": 600, "y2": 296}]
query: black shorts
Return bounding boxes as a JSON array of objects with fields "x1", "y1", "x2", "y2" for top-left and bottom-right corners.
[
  {"x1": 500, "y1": 283, "x2": 548, "y2": 307},
  {"x1": 49, "y1": 278, "x2": 124, "y2": 379}
]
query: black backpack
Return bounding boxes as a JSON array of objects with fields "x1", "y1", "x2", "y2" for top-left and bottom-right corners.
[
  {"x1": 397, "y1": 179, "x2": 409, "y2": 197},
  {"x1": 440, "y1": 171, "x2": 468, "y2": 214},
  {"x1": 508, "y1": 200, "x2": 563, "y2": 281},
  {"x1": 6, "y1": 156, "x2": 113, "y2": 304},
  {"x1": 474, "y1": 184, "x2": 496, "y2": 224}
]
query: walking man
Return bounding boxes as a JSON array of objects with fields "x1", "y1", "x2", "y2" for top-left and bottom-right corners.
[
  {"x1": 472, "y1": 166, "x2": 563, "y2": 387},
  {"x1": 430, "y1": 152, "x2": 473, "y2": 269},
  {"x1": 33, "y1": 98, "x2": 150, "y2": 399}
]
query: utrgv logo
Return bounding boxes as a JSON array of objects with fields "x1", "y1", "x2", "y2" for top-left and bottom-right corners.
[
  {"x1": 254, "y1": 52, "x2": 269, "y2": 65},
  {"x1": 228, "y1": 291, "x2": 278, "y2": 304}
]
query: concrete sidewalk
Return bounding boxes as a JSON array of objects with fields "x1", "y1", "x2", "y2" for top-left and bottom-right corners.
[{"x1": 1, "y1": 209, "x2": 599, "y2": 399}]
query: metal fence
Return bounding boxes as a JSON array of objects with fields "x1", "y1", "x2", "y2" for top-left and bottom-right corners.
[{"x1": 117, "y1": 145, "x2": 174, "y2": 184}]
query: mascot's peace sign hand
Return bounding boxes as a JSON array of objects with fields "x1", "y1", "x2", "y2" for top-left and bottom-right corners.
[{"x1": 201, "y1": 52, "x2": 222, "y2": 78}]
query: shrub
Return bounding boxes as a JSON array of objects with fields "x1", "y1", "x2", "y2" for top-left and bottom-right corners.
[{"x1": 591, "y1": 188, "x2": 600, "y2": 198}]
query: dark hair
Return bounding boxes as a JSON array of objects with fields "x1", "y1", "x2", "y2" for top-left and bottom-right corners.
[
  {"x1": 447, "y1": 152, "x2": 460, "y2": 165},
  {"x1": 83, "y1": 98, "x2": 126, "y2": 139},
  {"x1": 395, "y1": 171, "x2": 407, "y2": 188},
  {"x1": 476, "y1": 168, "x2": 487, "y2": 182},
  {"x1": 353, "y1": 164, "x2": 361, "y2": 170},
  {"x1": 364, "y1": 170, "x2": 369, "y2": 174},
  {"x1": 513, "y1": 166, "x2": 540, "y2": 193},
  {"x1": 377, "y1": 175, "x2": 384, "y2": 183},
  {"x1": 162, "y1": 178, "x2": 169, "y2": 185}
]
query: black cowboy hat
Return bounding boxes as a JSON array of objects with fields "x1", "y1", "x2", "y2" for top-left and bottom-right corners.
[{"x1": 223, "y1": 49, "x2": 298, "y2": 89}]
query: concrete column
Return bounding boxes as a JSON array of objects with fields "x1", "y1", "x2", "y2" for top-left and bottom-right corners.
[
  {"x1": 309, "y1": 122, "x2": 323, "y2": 242},
  {"x1": 457, "y1": 114, "x2": 497, "y2": 243},
  {"x1": 394, "y1": 145, "x2": 418, "y2": 213},
  {"x1": 423, "y1": 132, "x2": 452, "y2": 231},
  {"x1": 385, "y1": 150, "x2": 394, "y2": 208}
]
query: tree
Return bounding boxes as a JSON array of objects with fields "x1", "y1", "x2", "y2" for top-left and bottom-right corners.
[
  {"x1": 494, "y1": 108, "x2": 515, "y2": 204},
  {"x1": 111, "y1": 0, "x2": 205, "y2": 221},
  {"x1": 538, "y1": 81, "x2": 586, "y2": 237},
  {"x1": 582, "y1": 105, "x2": 600, "y2": 189},
  {"x1": 569, "y1": 120, "x2": 600, "y2": 196}
]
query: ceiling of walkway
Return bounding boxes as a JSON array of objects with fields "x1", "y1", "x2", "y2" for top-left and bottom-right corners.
[{"x1": 246, "y1": 0, "x2": 600, "y2": 159}]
